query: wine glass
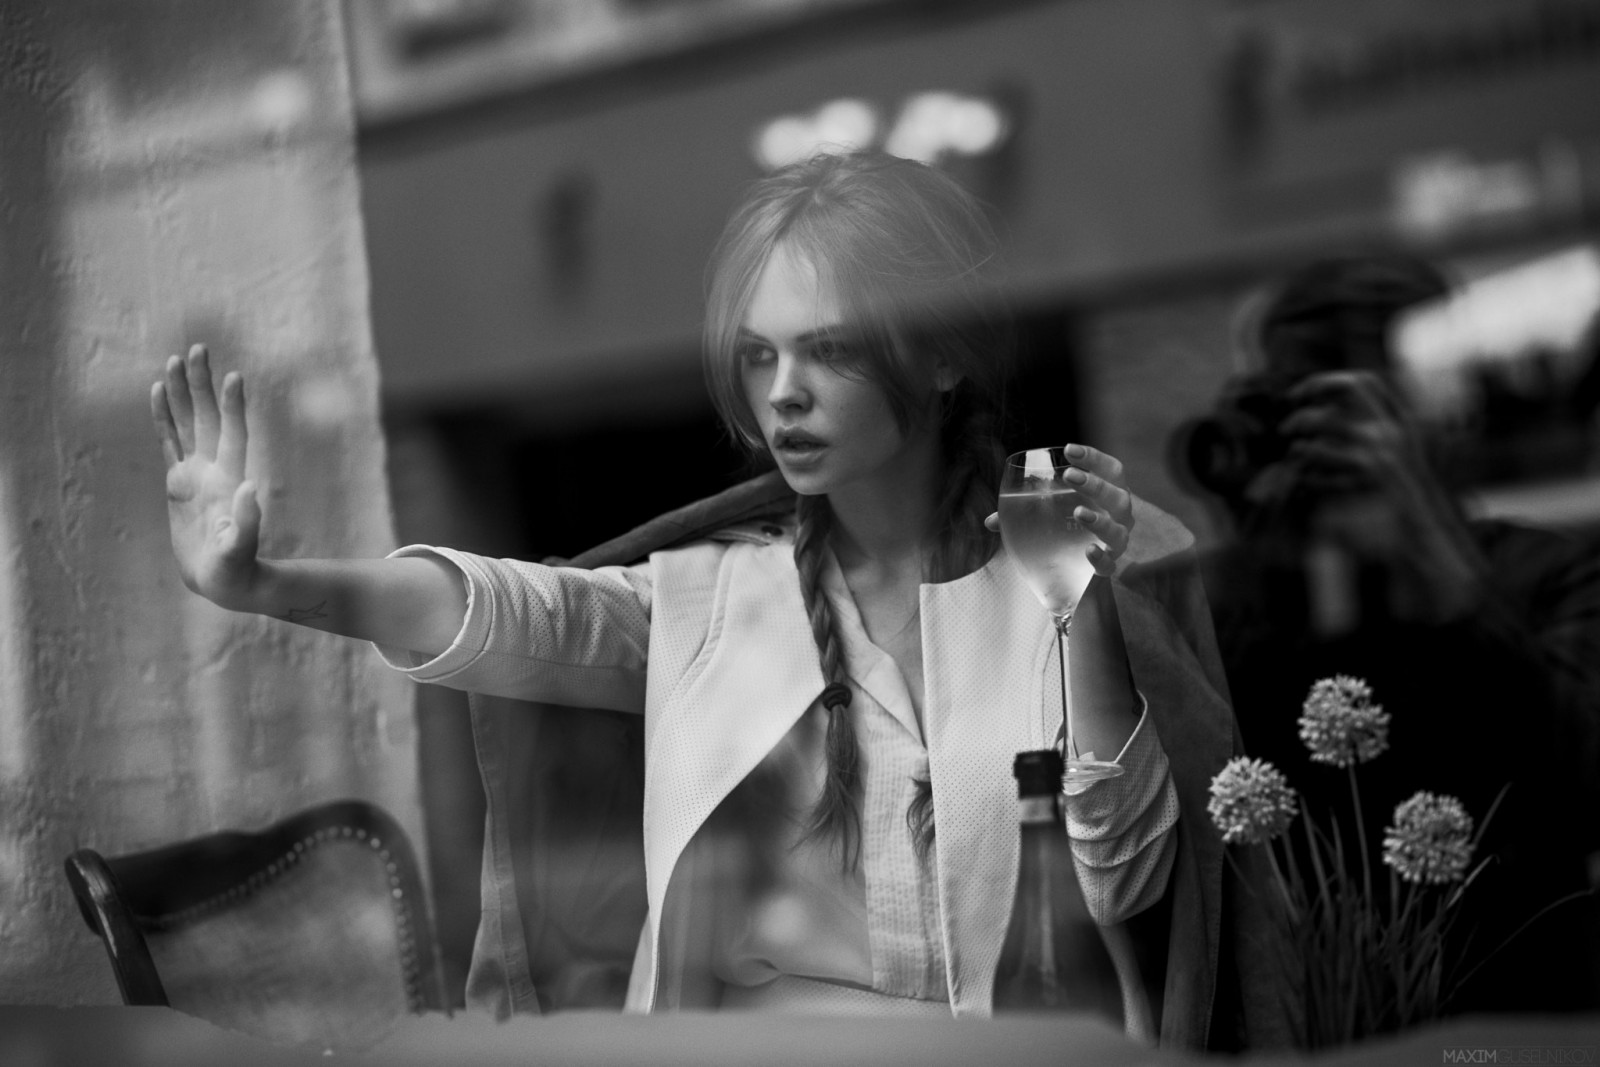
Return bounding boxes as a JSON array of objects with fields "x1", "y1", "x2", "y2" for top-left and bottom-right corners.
[{"x1": 998, "y1": 447, "x2": 1125, "y2": 787}]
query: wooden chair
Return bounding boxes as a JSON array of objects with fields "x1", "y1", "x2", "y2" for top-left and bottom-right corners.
[{"x1": 65, "y1": 799, "x2": 447, "y2": 1051}]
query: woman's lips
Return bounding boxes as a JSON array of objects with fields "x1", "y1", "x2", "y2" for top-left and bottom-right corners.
[{"x1": 774, "y1": 431, "x2": 826, "y2": 463}]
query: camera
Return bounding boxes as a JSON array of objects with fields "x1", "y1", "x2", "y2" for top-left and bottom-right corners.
[{"x1": 1171, "y1": 370, "x2": 1303, "y2": 502}]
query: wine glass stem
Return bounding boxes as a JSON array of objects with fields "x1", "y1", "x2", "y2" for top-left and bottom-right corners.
[{"x1": 1055, "y1": 611, "x2": 1073, "y2": 762}]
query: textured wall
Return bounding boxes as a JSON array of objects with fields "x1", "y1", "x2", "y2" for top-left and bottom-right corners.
[{"x1": 0, "y1": 2, "x2": 420, "y2": 1004}]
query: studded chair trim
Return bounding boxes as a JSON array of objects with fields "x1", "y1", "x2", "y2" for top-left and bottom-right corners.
[{"x1": 66, "y1": 799, "x2": 447, "y2": 1014}]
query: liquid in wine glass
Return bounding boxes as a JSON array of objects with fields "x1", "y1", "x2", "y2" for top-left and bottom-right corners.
[
  {"x1": 999, "y1": 448, "x2": 1125, "y2": 787},
  {"x1": 997, "y1": 485, "x2": 1099, "y2": 616}
]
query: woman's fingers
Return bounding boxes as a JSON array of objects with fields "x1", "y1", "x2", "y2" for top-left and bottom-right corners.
[
  {"x1": 1086, "y1": 542, "x2": 1119, "y2": 577},
  {"x1": 1063, "y1": 443, "x2": 1124, "y2": 487},
  {"x1": 150, "y1": 381, "x2": 183, "y2": 467},
  {"x1": 187, "y1": 344, "x2": 221, "y2": 459},
  {"x1": 158, "y1": 344, "x2": 248, "y2": 476},
  {"x1": 1062, "y1": 462, "x2": 1133, "y2": 526},
  {"x1": 1077, "y1": 505, "x2": 1131, "y2": 556},
  {"x1": 1064, "y1": 443, "x2": 1135, "y2": 566},
  {"x1": 216, "y1": 372, "x2": 248, "y2": 481},
  {"x1": 165, "y1": 353, "x2": 196, "y2": 455}
]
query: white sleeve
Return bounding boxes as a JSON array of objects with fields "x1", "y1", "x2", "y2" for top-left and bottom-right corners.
[
  {"x1": 1061, "y1": 695, "x2": 1180, "y2": 925},
  {"x1": 371, "y1": 544, "x2": 654, "y2": 712}
]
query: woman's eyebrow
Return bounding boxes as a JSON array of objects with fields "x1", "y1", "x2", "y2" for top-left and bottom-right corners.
[
  {"x1": 795, "y1": 325, "x2": 848, "y2": 345},
  {"x1": 736, "y1": 324, "x2": 848, "y2": 345}
]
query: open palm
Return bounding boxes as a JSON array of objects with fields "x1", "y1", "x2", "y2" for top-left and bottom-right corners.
[{"x1": 151, "y1": 344, "x2": 262, "y2": 609}]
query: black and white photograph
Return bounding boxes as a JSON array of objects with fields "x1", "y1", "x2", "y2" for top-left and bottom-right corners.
[{"x1": 2, "y1": 1, "x2": 1599, "y2": 1063}]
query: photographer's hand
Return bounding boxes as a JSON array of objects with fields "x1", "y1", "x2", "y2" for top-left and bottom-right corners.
[
  {"x1": 1280, "y1": 371, "x2": 1422, "y2": 494},
  {"x1": 1280, "y1": 370, "x2": 1490, "y2": 621}
]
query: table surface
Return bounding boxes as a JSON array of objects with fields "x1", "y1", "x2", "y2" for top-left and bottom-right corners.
[{"x1": 2, "y1": 1006, "x2": 1597, "y2": 1066}]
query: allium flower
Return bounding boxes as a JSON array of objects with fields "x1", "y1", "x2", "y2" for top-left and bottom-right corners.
[
  {"x1": 1208, "y1": 757, "x2": 1299, "y2": 845},
  {"x1": 1298, "y1": 675, "x2": 1390, "y2": 767},
  {"x1": 1382, "y1": 792, "x2": 1475, "y2": 885}
]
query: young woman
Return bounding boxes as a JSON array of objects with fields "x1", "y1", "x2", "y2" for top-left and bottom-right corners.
[{"x1": 153, "y1": 151, "x2": 1273, "y2": 1047}]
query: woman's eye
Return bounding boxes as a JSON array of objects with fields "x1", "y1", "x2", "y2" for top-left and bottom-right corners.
[
  {"x1": 812, "y1": 339, "x2": 852, "y2": 363},
  {"x1": 737, "y1": 342, "x2": 774, "y2": 364}
]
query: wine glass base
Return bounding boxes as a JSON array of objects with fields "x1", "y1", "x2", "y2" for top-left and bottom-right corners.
[{"x1": 1061, "y1": 760, "x2": 1124, "y2": 789}]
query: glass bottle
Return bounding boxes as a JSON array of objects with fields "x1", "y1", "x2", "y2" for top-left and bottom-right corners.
[{"x1": 992, "y1": 748, "x2": 1131, "y2": 1029}]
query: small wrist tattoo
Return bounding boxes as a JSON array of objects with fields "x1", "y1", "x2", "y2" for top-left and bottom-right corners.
[{"x1": 282, "y1": 602, "x2": 329, "y2": 624}]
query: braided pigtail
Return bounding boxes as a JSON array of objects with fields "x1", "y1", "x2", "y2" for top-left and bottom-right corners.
[{"x1": 794, "y1": 493, "x2": 865, "y2": 872}]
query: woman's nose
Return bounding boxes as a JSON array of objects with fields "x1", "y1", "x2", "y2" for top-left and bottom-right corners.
[{"x1": 767, "y1": 353, "x2": 809, "y2": 410}]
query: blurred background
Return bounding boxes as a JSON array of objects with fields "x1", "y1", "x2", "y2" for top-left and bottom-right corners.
[{"x1": 3, "y1": 0, "x2": 1597, "y2": 1014}]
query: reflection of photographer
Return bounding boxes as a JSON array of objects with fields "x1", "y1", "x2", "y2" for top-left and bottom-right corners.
[
  {"x1": 1178, "y1": 255, "x2": 1486, "y2": 627},
  {"x1": 1180, "y1": 254, "x2": 1445, "y2": 513},
  {"x1": 1182, "y1": 253, "x2": 1600, "y2": 1015}
]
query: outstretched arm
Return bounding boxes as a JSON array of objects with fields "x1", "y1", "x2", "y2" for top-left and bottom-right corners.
[{"x1": 152, "y1": 344, "x2": 466, "y2": 655}]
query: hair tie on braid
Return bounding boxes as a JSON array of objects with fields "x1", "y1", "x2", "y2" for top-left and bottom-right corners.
[{"x1": 820, "y1": 682, "x2": 852, "y2": 710}]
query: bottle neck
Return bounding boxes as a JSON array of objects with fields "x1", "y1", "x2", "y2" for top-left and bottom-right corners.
[{"x1": 1017, "y1": 794, "x2": 1060, "y2": 825}]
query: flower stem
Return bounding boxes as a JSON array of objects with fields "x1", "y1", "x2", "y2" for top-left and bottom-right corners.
[
  {"x1": 1442, "y1": 886, "x2": 1598, "y2": 1009},
  {"x1": 1266, "y1": 839, "x2": 1300, "y2": 923},
  {"x1": 1347, "y1": 764, "x2": 1373, "y2": 906}
]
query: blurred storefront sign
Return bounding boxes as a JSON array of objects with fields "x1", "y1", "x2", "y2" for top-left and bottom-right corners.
[
  {"x1": 1389, "y1": 143, "x2": 1590, "y2": 243},
  {"x1": 347, "y1": 0, "x2": 921, "y2": 127},
  {"x1": 750, "y1": 91, "x2": 1012, "y2": 170},
  {"x1": 1215, "y1": 0, "x2": 1600, "y2": 242}
]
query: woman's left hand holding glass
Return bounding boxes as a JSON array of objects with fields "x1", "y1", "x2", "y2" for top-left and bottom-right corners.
[
  {"x1": 986, "y1": 442, "x2": 1137, "y2": 576},
  {"x1": 1057, "y1": 445, "x2": 1141, "y2": 774},
  {"x1": 1055, "y1": 443, "x2": 1136, "y2": 576},
  {"x1": 989, "y1": 443, "x2": 1141, "y2": 767}
]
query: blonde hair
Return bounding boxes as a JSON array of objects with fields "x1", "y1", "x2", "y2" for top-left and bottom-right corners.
[{"x1": 702, "y1": 150, "x2": 1014, "y2": 866}]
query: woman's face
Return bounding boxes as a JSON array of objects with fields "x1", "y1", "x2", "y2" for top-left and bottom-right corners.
[{"x1": 737, "y1": 242, "x2": 936, "y2": 499}]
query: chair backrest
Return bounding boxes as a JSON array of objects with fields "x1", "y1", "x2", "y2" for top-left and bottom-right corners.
[{"x1": 66, "y1": 799, "x2": 447, "y2": 1051}]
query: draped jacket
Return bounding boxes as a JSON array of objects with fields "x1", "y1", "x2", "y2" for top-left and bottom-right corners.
[{"x1": 377, "y1": 475, "x2": 1288, "y2": 1050}]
